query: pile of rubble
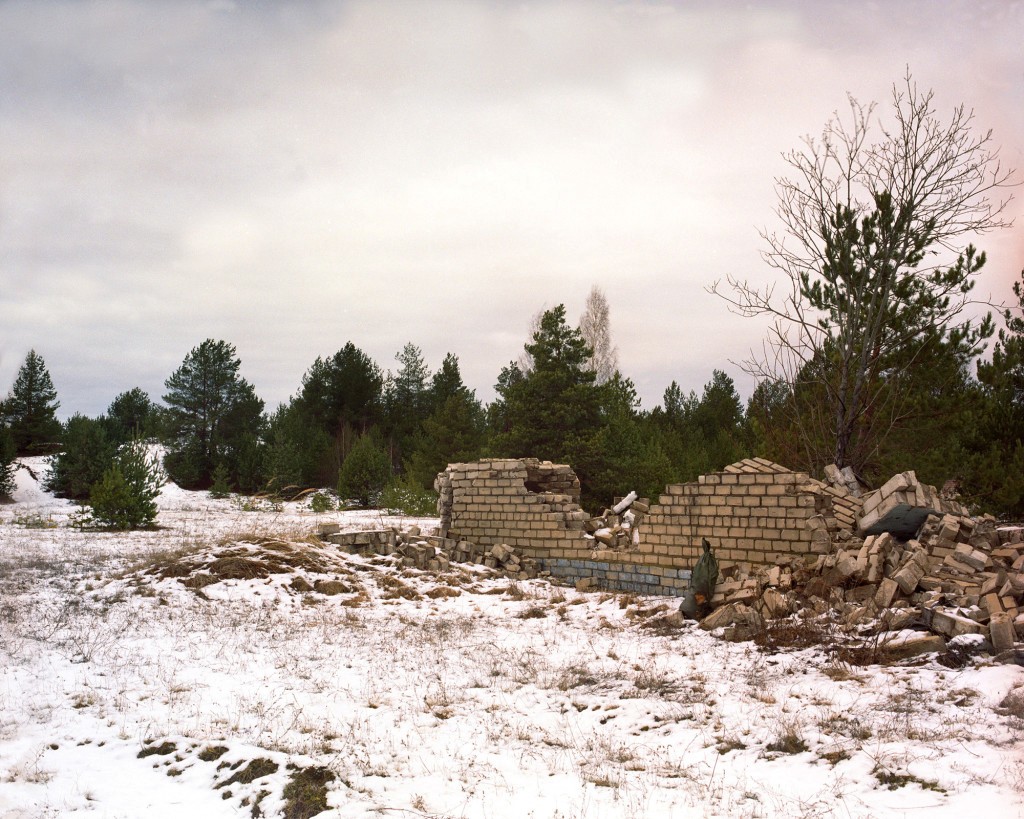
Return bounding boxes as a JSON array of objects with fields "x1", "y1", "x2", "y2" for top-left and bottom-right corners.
[
  {"x1": 858, "y1": 470, "x2": 970, "y2": 538},
  {"x1": 583, "y1": 491, "x2": 650, "y2": 549},
  {"x1": 318, "y1": 524, "x2": 540, "y2": 580},
  {"x1": 700, "y1": 469, "x2": 1023, "y2": 659}
]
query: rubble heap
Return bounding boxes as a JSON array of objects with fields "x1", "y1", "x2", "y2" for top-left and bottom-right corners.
[
  {"x1": 858, "y1": 470, "x2": 969, "y2": 538},
  {"x1": 584, "y1": 492, "x2": 651, "y2": 549},
  {"x1": 318, "y1": 523, "x2": 541, "y2": 580},
  {"x1": 823, "y1": 463, "x2": 867, "y2": 497},
  {"x1": 701, "y1": 468, "x2": 1023, "y2": 658}
]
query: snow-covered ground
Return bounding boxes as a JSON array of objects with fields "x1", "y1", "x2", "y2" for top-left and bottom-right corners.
[{"x1": 1, "y1": 458, "x2": 1022, "y2": 818}]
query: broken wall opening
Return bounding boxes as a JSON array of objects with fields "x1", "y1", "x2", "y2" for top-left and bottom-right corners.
[{"x1": 523, "y1": 460, "x2": 581, "y2": 500}]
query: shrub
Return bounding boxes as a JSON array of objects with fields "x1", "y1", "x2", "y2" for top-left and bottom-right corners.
[
  {"x1": 309, "y1": 491, "x2": 336, "y2": 513},
  {"x1": 337, "y1": 435, "x2": 391, "y2": 507},
  {"x1": 379, "y1": 476, "x2": 438, "y2": 516},
  {"x1": 46, "y1": 414, "x2": 116, "y2": 499},
  {"x1": 88, "y1": 440, "x2": 164, "y2": 529}
]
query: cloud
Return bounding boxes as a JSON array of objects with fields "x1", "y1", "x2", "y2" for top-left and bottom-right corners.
[{"x1": 0, "y1": 0, "x2": 1021, "y2": 416}]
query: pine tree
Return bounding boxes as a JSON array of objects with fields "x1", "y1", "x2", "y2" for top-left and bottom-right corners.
[
  {"x1": 382, "y1": 342, "x2": 431, "y2": 468},
  {"x1": 427, "y1": 353, "x2": 468, "y2": 413},
  {"x1": 971, "y1": 270, "x2": 1024, "y2": 515},
  {"x1": 405, "y1": 353, "x2": 486, "y2": 487},
  {"x1": 298, "y1": 343, "x2": 383, "y2": 471},
  {"x1": 978, "y1": 270, "x2": 1024, "y2": 441},
  {"x1": 649, "y1": 372, "x2": 749, "y2": 482},
  {"x1": 46, "y1": 414, "x2": 117, "y2": 499},
  {"x1": 586, "y1": 374, "x2": 673, "y2": 505},
  {"x1": 162, "y1": 339, "x2": 265, "y2": 489},
  {"x1": 265, "y1": 401, "x2": 333, "y2": 489},
  {"x1": 490, "y1": 305, "x2": 607, "y2": 506},
  {"x1": 405, "y1": 393, "x2": 486, "y2": 488},
  {"x1": 713, "y1": 74, "x2": 1011, "y2": 473},
  {"x1": 2, "y1": 350, "x2": 61, "y2": 455},
  {"x1": 106, "y1": 388, "x2": 156, "y2": 443},
  {"x1": 87, "y1": 439, "x2": 164, "y2": 529},
  {"x1": 209, "y1": 462, "x2": 231, "y2": 499},
  {"x1": 744, "y1": 379, "x2": 802, "y2": 468}
]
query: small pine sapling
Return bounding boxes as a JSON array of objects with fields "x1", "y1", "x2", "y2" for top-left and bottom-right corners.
[
  {"x1": 87, "y1": 440, "x2": 164, "y2": 529},
  {"x1": 209, "y1": 462, "x2": 231, "y2": 499},
  {"x1": 309, "y1": 491, "x2": 336, "y2": 514}
]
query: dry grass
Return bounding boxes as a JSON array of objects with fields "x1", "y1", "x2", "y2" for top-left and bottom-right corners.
[
  {"x1": 765, "y1": 721, "x2": 809, "y2": 756},
  {"x1": 753, "y1": 611, "x2": 833, "y2": 651}
]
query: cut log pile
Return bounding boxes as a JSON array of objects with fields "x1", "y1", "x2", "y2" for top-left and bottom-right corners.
[
  {"x1": 700, "y1": 468, "x2": 1023, "y2": 658},
  {"x1": 317, "y1": 523, "x2": 540, "y2": 580}
]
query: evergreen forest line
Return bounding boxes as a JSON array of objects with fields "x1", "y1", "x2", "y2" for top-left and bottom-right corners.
[{"x1": 2, "y1": 277, "x2": 1023, "y2": 521}]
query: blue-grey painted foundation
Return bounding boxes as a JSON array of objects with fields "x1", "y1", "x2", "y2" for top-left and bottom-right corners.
[{"x1": 539, "y1": 558, "x2": 692, "y2": 597}]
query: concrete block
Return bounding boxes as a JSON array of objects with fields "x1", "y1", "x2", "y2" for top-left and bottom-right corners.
[
  {"x1": 989, "y1": 613, "x2": 1016, "y2": 653},
  {"x1": 878, "y1": 633, "x2": 947, "y2": 662},
  {"x1": 930, "y1": 609, "x2": 986, "y2": 637}
]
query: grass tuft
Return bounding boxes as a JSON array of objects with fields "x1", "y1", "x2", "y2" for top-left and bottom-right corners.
[
  {"x1": 216, "y1": 757, "x2": 279, "y2": 789},
  {"x1": 138, "y1": 740, "x2": 177, "y2": 758},
  {"x1": 282, "y1": 765, "x2": 335, "y2": 819}
]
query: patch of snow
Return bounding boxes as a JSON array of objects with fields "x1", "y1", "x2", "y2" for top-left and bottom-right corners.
[{"x1": 0, "y1": 464, "x2": 1021, "y2": 818}]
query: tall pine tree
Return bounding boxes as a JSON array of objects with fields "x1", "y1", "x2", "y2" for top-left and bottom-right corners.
[
  {"x1": 298, "y1": 343, "x2": 383, "y2": 472},
  {"x1": 382, "y1": 342, "x2": 431, "y2": 469},
  {"x1": 162, "y1": 339, "x2": 265, "y2": 490},
  {"x1": 1, "y1": 349, "x2": 61, "y2": 455},
  {"x1": 970, "y1": 270, "x2": 1024, "y2": 515},
  {"x1": 490, "y1": 305, "x2": 607, "y2": 507},
  {"x1": 405, "y1": 354, "x2": 485, "y2": 487}
]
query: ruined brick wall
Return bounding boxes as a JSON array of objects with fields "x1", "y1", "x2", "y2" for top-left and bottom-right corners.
[
  {"x1": 435, "y1": 457, "x2": 863, "y2": 595},
  {"x1": 636, "y1": 458, "x2": 862, "y2": 565},
  {"x1": 435, "y1": 459, "x2": 587, "y2": 553}
]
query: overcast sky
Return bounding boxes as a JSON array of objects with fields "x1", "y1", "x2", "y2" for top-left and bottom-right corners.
[{"x1": 2, "y1": 0, "x2": 1022, "y2": 420}]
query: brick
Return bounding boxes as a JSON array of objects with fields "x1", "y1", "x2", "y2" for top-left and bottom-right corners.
[
  {"x1": 981, "y1": 593, "x2": 1005, "y2": 616},
  {"x1": 891, "y1": 559, "x2": 926, "y2": 594},
  {"x1": 875, "y1": 578, "x2": 900, "y2": 608},
  {"x1": 878, "y1": 634, "x2": 946, "y2": 662}
]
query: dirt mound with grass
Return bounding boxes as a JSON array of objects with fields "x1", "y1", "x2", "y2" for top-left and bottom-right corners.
[
  {"x1": 137, "y1": 536, "x2": 363, "y2": 597},
  {"x1": 132, "y1": 535, "x2": 485, "y2": 605}
]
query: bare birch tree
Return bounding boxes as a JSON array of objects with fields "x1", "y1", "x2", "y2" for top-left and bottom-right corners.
[
  {"x1": 516, "y1": 309, "x2": 544, "y2": 375},
  {"x1": 712, "y1": 72, "x2": 1015, "y2": 473},
  {"x1": 579, "y1": 285, "x2": 619, "y2": 384}
]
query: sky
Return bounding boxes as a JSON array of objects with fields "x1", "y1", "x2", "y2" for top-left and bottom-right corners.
[{"x1": 2, "y1": 0, "x2": 1022, "y2": 419}]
